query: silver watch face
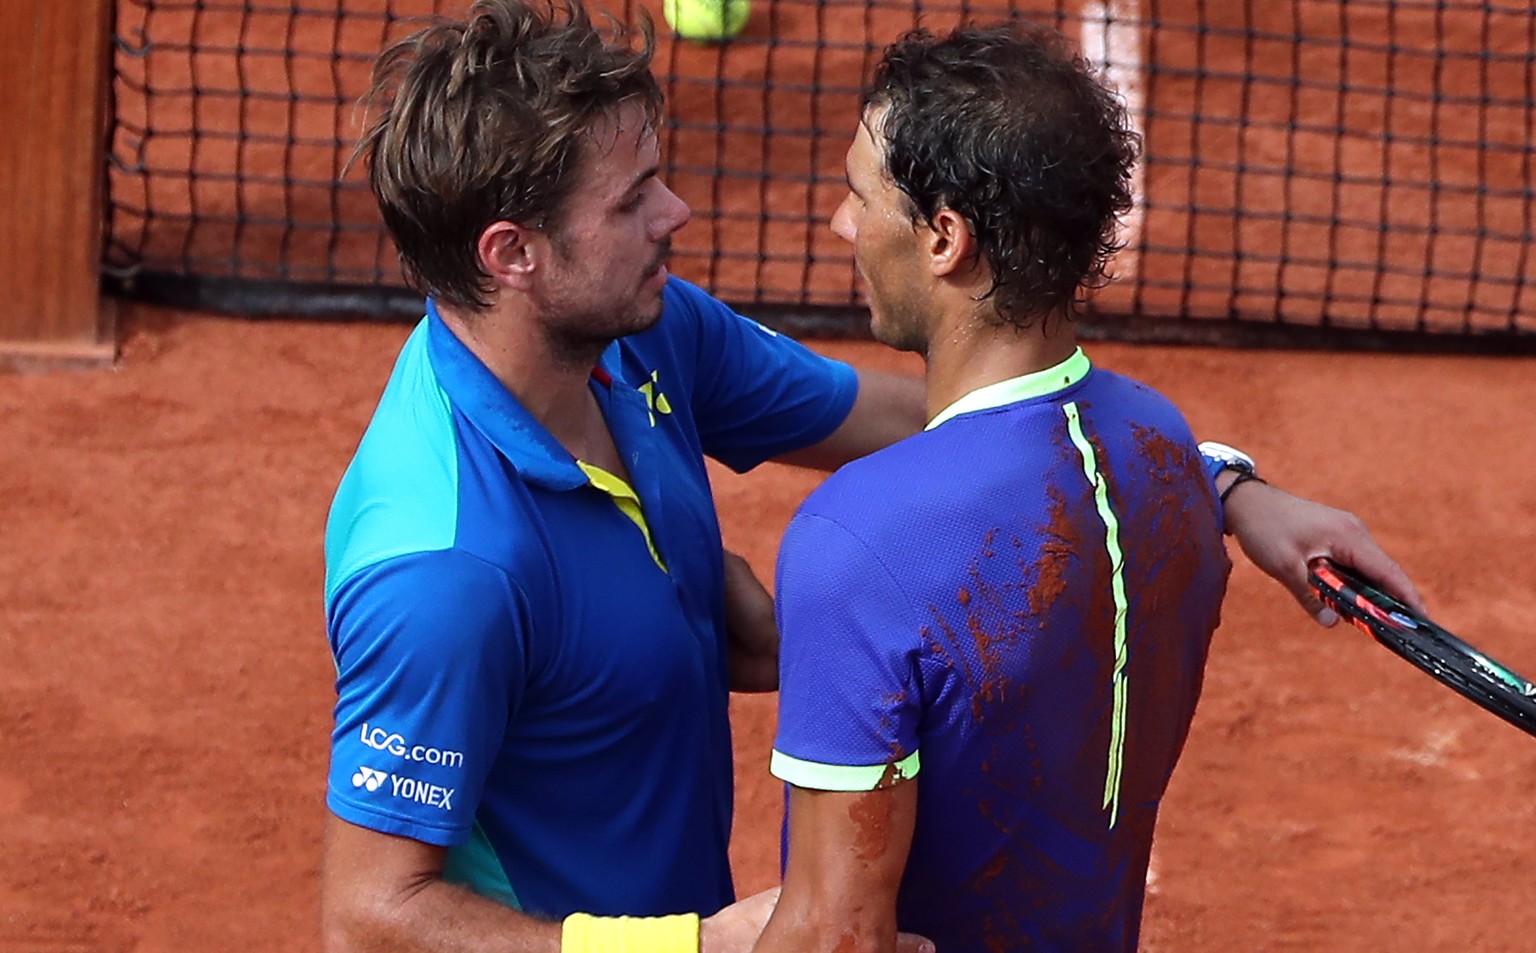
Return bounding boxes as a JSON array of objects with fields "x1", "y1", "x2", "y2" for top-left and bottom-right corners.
[{"x1": 1197, "y1": 440, "x2": 1257, "y2": 472}]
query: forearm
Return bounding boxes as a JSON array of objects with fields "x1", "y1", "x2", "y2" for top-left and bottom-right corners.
[
  {"x1": 776, "y1": 370, "x2": 925, "y2": 472},
  {"x1": 1198, "y1": 441, "x2": 1424, "y2": 618},
  {"x1": 324, "y1": 875, "x2": 561, "y2": 953},
  {"x1": 753, "y1": 786, "x2": 913, "y2": 953},
  {"x1": 753, "y1": 897, "x2": 895, "y2": 953},
  {"x1": 1211, "y1": 464, "x2": 1244, "y2": 499},
  {"x1": 324, "y1": 816, "x2": 774, "y2": 953},
  {"x1": 332, "y1": 883, "x2": 780, "y2": 953}
]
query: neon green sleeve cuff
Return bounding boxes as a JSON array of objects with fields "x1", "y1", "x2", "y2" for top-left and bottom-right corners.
[{"x1": 770, "y1": 748, "x2": 920, "y2": 791}]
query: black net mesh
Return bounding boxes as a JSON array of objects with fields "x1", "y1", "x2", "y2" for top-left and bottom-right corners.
[{"x1": 106, "y1": 0, "x2": 1536, "y2": 342}]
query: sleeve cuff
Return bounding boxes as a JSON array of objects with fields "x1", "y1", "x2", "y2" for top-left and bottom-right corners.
[
  {"x1": 326, "y1": 790, "x2": 468, "y2": 847},
  {"x1": 769, "y1": 749, "x2": 921, "y2": 791}
]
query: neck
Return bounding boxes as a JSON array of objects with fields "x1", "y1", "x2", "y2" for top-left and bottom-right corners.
[
  {"x1": 435, "y1": 299, "x2": 610, "y2": 457},
  {"x1": 922, "y1": 309, "x2": 1078, "y2": 425}
]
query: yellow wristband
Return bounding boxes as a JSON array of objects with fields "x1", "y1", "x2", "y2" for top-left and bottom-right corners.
[{"x1": 561, "y1": 912, "x2": 700, "y2": 953}]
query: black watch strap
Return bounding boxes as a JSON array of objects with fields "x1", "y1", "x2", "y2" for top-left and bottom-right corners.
[{"x1": 1218, "y1": 469, "x2": 1267, "y2": 505}]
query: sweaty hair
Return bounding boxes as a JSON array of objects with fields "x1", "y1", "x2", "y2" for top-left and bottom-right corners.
[
  {"x1": 864, "y1": 22, "x2": 1140, "y2": 328},
  {"x1": 355, "y1": 0, "x2": 662, "y2": 310}
]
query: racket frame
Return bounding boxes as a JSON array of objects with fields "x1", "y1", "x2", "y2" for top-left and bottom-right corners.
[{"x1": 1308, "y1": 559, "x2": 1536, "y2": 736}]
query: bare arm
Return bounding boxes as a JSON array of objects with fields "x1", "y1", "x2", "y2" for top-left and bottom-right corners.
[
  {"x1": 325, "y1": 815, "x2": 785, "y2": 953},
  {"x1": 752, "y1": 783, "x2": 919, "y2": 953},
  {"x1": 775, "y1": 370, "x2": 925, "y2": 472},
  {"x1": 1220, "y1": 475, "x2": 1426, "y2": 623},
  {"x1": 723, "y1": 550, "x2": 778, "y2": 692},
  {"x1": 322, "y1": 814, "x2": 560, "y2": 953}
]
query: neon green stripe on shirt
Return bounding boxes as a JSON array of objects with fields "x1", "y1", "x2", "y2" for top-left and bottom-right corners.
[
  {"x1": 926, "y1": 348, "x2": 1091, "y2": 431},
  {"x1": 1063, "y1": 401, "x2": 1130, "y2": 830}
]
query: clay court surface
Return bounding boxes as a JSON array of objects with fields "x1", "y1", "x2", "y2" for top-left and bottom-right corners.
[{"x1": 0, "y1": 305, "x2": 1531, "y2": 951}]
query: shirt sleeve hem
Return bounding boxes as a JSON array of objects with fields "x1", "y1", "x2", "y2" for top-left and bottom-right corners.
[
  {"x1": 769, "y1": 748, "x2": 921, "y2": 791},
  {"x1": 327, "y1": 790, "x2": 469, "y2": 847}
]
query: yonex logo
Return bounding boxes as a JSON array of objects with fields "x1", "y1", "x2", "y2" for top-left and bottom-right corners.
[
  {"x1": 389, "y1": 773, "x2": 455, "y2": 811},
  {"x1": 352, "y1": 766, "x2": 388, "y2": 792},
  {"x1": 349, "y1": 765, "x2": 454, "y2": 812}
]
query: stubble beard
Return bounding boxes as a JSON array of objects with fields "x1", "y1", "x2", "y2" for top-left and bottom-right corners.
[
  {"x1": 867, "y1": 291, "x2": 929, "y2": 355},
  {"x1": 540, "y1": 304, "x2": 662, "y2": 370},
  {"x1": 538, "y1": 242, "x2": 671, "y2": 369}
]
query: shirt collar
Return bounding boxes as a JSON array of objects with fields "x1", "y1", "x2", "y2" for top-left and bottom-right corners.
[
  {"x1": 925, "y1": 347, "x2": 1092, "y2": 431},
  {"x1": 425, "y1": 300, "x2": 626, "y2": 491}
]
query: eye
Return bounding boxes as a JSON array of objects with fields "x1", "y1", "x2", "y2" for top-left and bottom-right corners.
[{"x1": 617, "y1": 181, "x2": 650, "y2": 214}]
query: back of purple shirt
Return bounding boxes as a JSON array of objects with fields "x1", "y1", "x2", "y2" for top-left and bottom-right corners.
[{"x1": 773, "y1": 362, "x2": 1230, "y2": 953}]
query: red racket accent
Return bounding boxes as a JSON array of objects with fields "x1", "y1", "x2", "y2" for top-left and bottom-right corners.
[{"x1": 1308, "y1": 559, "x2": 1536, "y2": 738}]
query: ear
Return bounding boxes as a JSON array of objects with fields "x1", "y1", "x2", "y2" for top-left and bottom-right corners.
[
  {"x1": 477, "y1": 220, "x2": 545, "y2": 293},
  {"x1": 924, "y1": 208, "x2": 976, "y2": 279}
]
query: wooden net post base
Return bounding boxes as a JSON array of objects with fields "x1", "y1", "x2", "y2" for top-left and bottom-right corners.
[{"x1": 0, "y1": 0, "x2": 116, "y2": 372}]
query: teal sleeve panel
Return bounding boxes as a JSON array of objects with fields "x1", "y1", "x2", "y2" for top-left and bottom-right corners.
[{"x1": 324, "y1": 320, "x2": 459, "y2": 603}]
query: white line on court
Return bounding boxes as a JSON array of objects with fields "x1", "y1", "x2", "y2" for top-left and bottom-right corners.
[{"x1": 1079, "y1": 0, "x2": 1145, "y2": 279}]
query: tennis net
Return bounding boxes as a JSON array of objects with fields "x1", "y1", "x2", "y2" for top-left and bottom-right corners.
[{"x1": 105, "y1": 0, "x2": 1536, "y2": 344}]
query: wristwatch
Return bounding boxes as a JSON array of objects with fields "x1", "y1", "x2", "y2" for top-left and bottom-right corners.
[
  {"x1": 1197, "y1": 441, "x2": 1266, "y2": 507},
  {"x1": 1198, "y1": 441, "x2": 1257, "y2": 477}
]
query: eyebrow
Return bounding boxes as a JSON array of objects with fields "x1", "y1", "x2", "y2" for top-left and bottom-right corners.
[
  {"x1": 630, "y1": 165, "x2": 659, "y2": 191},
  {"x1": 615, "y1": 164, "x2": 660, "y2": 206}
]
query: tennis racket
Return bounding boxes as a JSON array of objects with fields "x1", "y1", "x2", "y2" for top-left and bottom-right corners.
[{"x1": 1308, "y1": 559, "x2": 1536, "y2": 737}]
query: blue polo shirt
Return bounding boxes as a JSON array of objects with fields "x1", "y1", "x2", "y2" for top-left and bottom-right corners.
[
  {"x1": 324, "y1": 277, "x2": 857, "y2": 920},
  {"x1": 772, "y1": 350, "x2": 1230, "y2": 953}
]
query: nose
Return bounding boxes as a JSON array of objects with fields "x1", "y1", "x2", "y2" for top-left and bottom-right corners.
[
  {"x1": 653, "y1": 181, "x2": 692, "y2": 238},
  {"x1": 830, "y1": 193, "x2": 856, "y2": 244}
]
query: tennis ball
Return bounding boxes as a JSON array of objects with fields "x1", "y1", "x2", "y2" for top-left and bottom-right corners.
[{"x1": 663, "y1": 0, "x2": 750, "y2": 43}]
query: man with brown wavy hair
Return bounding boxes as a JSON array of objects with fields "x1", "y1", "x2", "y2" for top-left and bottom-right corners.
[
  {"x1": 360, "y1": 0, "x2": 664, "y2": 321},
  {"x1": 321, "y1": 2, "x2": 1420, "y2": 952},
  {"x1": 323, "y1": 2, "x2": 923, "y2": 952}
]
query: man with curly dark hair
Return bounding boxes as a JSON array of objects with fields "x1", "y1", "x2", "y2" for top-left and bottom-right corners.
[{"x1": 756, "y1": 23, "x2": 1231, "y2": 953}]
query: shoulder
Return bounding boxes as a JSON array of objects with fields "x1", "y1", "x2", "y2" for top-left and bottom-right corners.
[
  {"x1": 629, "y1": 277, "x2": 741, "y2": 351},
  {"x1": 327, "y1": 548, "x2": 528, "y2": 661},
  {"x1": 1081, "y1": 368, "x2": 1194, "y2": 432},
  {"x1": 331, "y1": 548, "x2": 518, "y2": 613},
  {"x1": 324, "y1": 323, "x2": 552, "y2": 604},
  {"x1": 635, "y1": 276, "x2": 825, "y2": 363},
  {"x1": 1074, "y1": 369, "x2": 1206, "y2": 475},
  {"x1": 791, "y1": 435, "x2": 947, "y2": 544},
  {"x1": 628, "y1": 277, "x2": 803, "y2": 368},
  {"x1": 656, "y1": 275, "x2": 767, "y2": 331},
  {"x1": 659, "y1": 275, "x2": 722, "y2": 319},
  {"x1": 326, "y1": 323, "x2": 463, "y2": 598}
]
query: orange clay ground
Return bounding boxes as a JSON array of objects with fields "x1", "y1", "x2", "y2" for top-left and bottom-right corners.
[{"x1": 2, "y1": 305, "x2": 1533, "y2": 951}]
